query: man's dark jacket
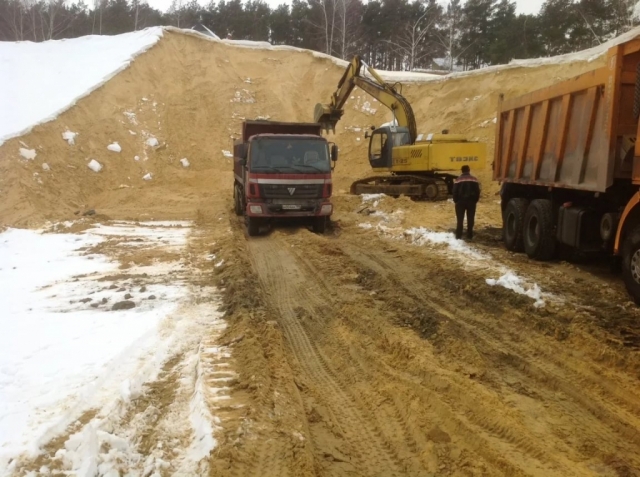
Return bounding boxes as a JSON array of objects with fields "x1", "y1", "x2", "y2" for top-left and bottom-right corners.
[{"x1": 452, "y1": 173, "x2": 480, "y2": 203}]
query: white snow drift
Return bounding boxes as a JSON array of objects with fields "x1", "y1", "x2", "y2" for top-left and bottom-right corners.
[
  {"x1": 0, "y1": 28, "x2": 162, "y2": 145},
  {"x1": 0, "y1": 222, "x2": 204, "y2": 470}
]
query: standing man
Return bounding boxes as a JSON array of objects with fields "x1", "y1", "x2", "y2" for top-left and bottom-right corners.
[{"x1": 452, "y1": 165, "x2": 480, "y2": 240}]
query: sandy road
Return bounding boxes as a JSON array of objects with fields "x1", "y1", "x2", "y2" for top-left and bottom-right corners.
[
  {"x1": 208, "y1": 212, "x2": 640, "y2": 477},
  {"x1": 8, "y1": 209, "x2": 640, "y2": 477}
]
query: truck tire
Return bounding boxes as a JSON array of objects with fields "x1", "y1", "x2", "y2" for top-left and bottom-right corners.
[
  {"x1": 313, "y1": 217, "x2": 327, "y2": 234},
  {"x1": 233, "y1": 186, "x2": 243, "y2": 216},
  {"x1": 246, "y1": 216, "x2": 260, "y2": 236},
  {"x1": 503, "y1": 198, "x2": 529, "y2": 252},
  {"x1": 523, "y1": 199, "x2": 556, "y2": 261},
  {"x1": 622, "y1": 224, "x2": 640, "y2": 305}
]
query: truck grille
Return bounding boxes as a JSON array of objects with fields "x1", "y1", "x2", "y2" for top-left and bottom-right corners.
[{"x1": 260, "y1": 184, "x2": 323, "y2": 199}]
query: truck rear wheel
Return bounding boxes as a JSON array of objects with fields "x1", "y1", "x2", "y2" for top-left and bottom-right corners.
[
  {"x1": 313, "y1": 217, "x2": 327, "y2": 234},
  {"x1": 246, "y1": 216, "x2": 260, "y2": 236},
  {"x1": 622, "y1": 224, "x2": 640, "y2": 305},
  {"x1": 503, "y1": 198, "x2": 529, "y2": 252},
  {"x1": 523, "y1": 199, "x2": 556, "y2": 261}
]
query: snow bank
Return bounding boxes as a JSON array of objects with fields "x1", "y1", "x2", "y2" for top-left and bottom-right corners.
[
  {"x1": 0, "y1": 223, "x2": 192, "y2": 465},
  {"x1": 0, "y1": 28, "x2": 163, "y2": 145},
  {"x1": 107, "y1": 142, "x2": 121, "y2": 153},
  {"x1": 404, "y1": 227, "x2": 485, "y2": 260},
  {"x1": 486, "y1": 272, "x2": 546, "y2": 308}
]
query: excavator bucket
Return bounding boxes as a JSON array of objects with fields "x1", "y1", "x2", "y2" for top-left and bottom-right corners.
[{"x1": 314, "y1": 103, "x2": 343, "y2": 133}]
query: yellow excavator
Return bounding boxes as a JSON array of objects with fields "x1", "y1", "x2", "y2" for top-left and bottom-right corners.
[{"x1": 314, "y1": 56, "x2": 486, "y2": 200}]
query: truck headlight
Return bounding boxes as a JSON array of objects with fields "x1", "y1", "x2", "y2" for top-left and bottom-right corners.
[
  {"x1": 320, "y1": 204, "x2": 333, "y2": 215},
  {"x1": 249, "y1": 205, "x2": 263, "y2": 214}
]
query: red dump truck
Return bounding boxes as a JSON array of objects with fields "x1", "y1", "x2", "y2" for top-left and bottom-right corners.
[
  {"x1": 233, "y1": 120, "x2": 337, "y2": 236},
  {"x1": 495, "y1": 36, "x2": 640, "y2": 303}
]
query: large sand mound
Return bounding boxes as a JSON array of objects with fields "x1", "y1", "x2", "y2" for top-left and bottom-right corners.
[{"x1": 0, "y1": 30, "x2": 608, "y2": 227}]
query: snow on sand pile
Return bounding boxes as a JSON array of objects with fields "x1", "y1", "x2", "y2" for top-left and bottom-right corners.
[{"x1": 0, "y1": 28, "x2": 163, "y2": 145}]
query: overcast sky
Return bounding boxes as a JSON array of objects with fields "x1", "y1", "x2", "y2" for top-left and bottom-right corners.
[{"x1": 148, "y1": 0, "x2": 545, "y2": 15}]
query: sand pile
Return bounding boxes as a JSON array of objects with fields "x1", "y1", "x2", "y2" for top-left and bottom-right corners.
[{"x1": 0, "y1": 29, "x2": 609, "y2": 227}]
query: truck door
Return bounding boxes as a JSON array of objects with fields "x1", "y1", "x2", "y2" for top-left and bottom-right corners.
[{"x1": 368, "y1": 127, "x2": 394, "y2": 169}]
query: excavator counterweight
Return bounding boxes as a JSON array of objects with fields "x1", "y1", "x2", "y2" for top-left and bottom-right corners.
[{"x1": 315, "y1": 56, "x2": 486, "y2": 201}]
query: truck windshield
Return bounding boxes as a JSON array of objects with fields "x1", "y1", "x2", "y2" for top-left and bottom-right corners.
[{"x1": 250, "y1": 138, "x2": 331, "y2": 173}]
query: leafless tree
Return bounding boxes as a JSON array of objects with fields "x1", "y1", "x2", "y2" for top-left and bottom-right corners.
[
  {"x1": 335, "y1": 0, "x2": 361, "y2": 59},
  {"x1": 384, "y1": 5, "x2": 439, "y2": 71},
  {"x1": 5, "y1": 0, "x2": 25, "y2": 41},
  {"x1": 434, "y1": 0, "x2": 464, "y2": 71}
]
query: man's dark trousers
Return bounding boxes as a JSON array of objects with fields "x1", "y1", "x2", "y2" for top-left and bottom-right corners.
[{"x1": 455, "y1": 201, "x2": 477, "y2": 239}]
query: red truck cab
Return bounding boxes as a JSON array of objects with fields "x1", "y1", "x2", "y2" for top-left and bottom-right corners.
[{"x1": 233, "y1": 121, "x2": 337, "y2": 236}]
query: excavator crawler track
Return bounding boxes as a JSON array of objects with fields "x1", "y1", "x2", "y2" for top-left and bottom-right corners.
[{"x1": 350, "y1": 175, "x2": 450, "y2": 201}]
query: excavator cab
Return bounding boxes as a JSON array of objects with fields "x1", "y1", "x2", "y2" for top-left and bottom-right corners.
[{"x1": 368, "y1": 126, "x2": 411, "y2": 169}]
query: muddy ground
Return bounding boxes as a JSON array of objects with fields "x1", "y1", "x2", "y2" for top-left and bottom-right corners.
[{"x1": 11, "y1": 189, "x2": 640, "y2": 477}]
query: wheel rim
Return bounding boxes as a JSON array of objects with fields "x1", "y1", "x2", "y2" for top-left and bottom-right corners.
[{"x1": 631, "y1": 249, "x2": 640, "y2": 285}]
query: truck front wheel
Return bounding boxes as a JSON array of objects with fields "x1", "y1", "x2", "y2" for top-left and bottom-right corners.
[
  {"x1": 622, "y1": 224, "x2": 640, "y2": 304},
  {"x1": 313, "y1": 217, "x2": 327, "y2": 234},
  {"x1": 234, "y1": 186, "x2": 243, "y2": 216},
  {"x1": 523, "y1": 199, "x2": 556, "y2": 261},
  {"x1": 503, "y1": 198, "x2": 529, "y2": 252},
  {"x1": 246, "y1": 216, "x2": 261, "y2": 236}
]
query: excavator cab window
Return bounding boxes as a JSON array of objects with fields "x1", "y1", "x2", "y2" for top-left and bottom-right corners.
[
  {"x1": 368, "y1": 128, "x2": 394, "y2": 169},
  {"x1": 370, "y1": 132, "x2": 388, "y2": 161}
]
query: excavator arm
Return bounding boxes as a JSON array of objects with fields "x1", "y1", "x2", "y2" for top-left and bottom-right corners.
[{"x1": 314, "y1": 56, "x2": 418, "y2": 143}]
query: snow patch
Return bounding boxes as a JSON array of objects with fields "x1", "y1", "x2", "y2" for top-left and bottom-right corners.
[
  {"x1": 142, "y1": 173, "x2": 152, "y2": 181},
  {"x1": 62, "y1": 130, "x2": 77, "y2": 145},
  {"x1": 146, "y1": 137, "x2": 159, "y2": 147},
  {"x1": 222, "y1": 150, "x2": 233, "y2": 158},
  {"x1": 19, "y1": 148, "x2": 37, "y2": 160},
  {"x1": 42, "y1": 163, "x2": 50, "y2": 171},
  {"x1": 230, "y1": 89, "x2": 256, "y2": 104},
  {"x1": 486, "y1": 272, "x2": 546, "y2": 308},
  {"x1": 87, "y1": 159, "x2": 102, "y2": 172},
  {"x1": 107, "y1": 142, "x2": 121, "y2": 153},
  {"x1": 123, "y1": 111, "x2": 138, "y2": 125},
  {"x1": 361, "y1": 193, "x2": 386, "y2": 204},
  {"x1": 404, "y1": 228, "x2": 485, "y2": 260},
  {"x1": 0, "y1": 28, "x2": 163, "y2": 145},
  {"x1": 180, "y1": 158, "x2": 190, "y2": 168}
]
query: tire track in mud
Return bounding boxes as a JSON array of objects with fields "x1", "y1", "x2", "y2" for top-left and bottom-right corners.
[
  {"x1": 340, "y1": 243, "x2": 640, "y2": 474},
  {"x1": 247, "y1": 236, "x2": 405, "y2": 477}
]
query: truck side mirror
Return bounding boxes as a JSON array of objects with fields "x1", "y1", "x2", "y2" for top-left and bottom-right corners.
[{"x1": 331, "y1": 144, "x2": 339, "y2": 162}]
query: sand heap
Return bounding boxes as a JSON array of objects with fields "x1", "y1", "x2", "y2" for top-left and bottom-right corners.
[{"x1": 0, "y1": 29, "x2": 609, "y2": 227}]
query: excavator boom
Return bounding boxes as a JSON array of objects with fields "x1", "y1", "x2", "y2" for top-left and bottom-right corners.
[
  {"x1": 314, "y1": 57, "x2": 486, "y2": 201},
  {"x1": 314, "y1": 56, "x2": 417, "y2": 143}
]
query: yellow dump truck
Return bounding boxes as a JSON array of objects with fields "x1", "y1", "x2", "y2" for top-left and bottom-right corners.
[{"x1": 495, "y1": 35, "x2": 640, "y2": 303}]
